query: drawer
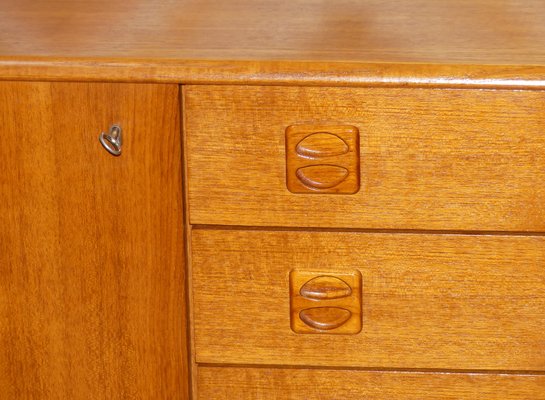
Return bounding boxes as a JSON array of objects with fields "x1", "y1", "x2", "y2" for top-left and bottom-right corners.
[
  {"x1": 185, "y1": 86, "x2": 545, "y2": 231},
  {"x1": 197, "y1": 367, "x2": 545, "y2": 400},
  {"x1": 192, "y1": 229, "x2": 545, "y2": 370}
]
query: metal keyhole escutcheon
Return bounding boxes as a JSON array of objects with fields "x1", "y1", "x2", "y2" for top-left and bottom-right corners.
[{"x1": 99, "y1": 124, "x2": 123, "y2": 156}]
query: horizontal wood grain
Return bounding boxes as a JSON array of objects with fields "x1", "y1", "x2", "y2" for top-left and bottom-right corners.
[
  {"x1": 2, "y1": 0, "x2": 544, "y2": 63},
  {"x1": 0, "y1": 82, "x2": 188, "y2": 399},
  {"x1": 2, "y1": 0, "x2": 545, "y2": 85},
  {"x1": 186, "y1": 85, "x2": 545, "y2": 231},
  {"x1": 191, "y1": 229, "x2": 545, "y2": 370},
  {"x1": 3, "y1": 58, "x2": 545, "y2": 88},
  {"x1": 197, "y1": 367, "x2": 545, "y2": 400}
]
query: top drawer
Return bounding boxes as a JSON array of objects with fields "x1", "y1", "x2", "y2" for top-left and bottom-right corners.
[{"x1": 185, "y1": 86, "x2": 545, "y2": 231}]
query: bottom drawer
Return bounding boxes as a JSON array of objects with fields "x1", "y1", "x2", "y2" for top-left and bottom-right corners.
[
  {"x1": 197, "y1": 367, "x2": 545, "y2": 400},
  {"x1": 192, "y1": 230, "x2": 545, "y2": 370}
]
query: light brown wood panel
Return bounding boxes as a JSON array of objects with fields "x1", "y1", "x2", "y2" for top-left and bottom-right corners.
[
  {"x1": 186, "y1": 85, "x2": 545, "y2": 231},
  {"x1": 192, "y1": 229, "x2": 545, "y2": 370},
  {"x1": 2, "y1": 0, "x2": 545, "y2": 87},
  {"x1": 0, "y1": 82, "x2": 188, "y2": 399},
  {"x1": 197, "y1": 367, "x2": 545, "y2": 400},
  {"x1": 2, "y1": 0, "x2": 545, "y2": 63},
  {"x1": 2, "y1": 59, "x2": 545, "y2": 89}
]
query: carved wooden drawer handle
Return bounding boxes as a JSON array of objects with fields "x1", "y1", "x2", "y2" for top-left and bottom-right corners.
[
  {"x1": 299, "y1": 307, "x2": 352, "y2": 330},
  {"x1": 300, "y1": 275, "x2": 352, "y2": 300},
  {"x1": 286, "y1": 125, "x2": 360, "y2": 194},
  {"x1": 290, "y1": 270, "x2": 362, "y2": 334}
]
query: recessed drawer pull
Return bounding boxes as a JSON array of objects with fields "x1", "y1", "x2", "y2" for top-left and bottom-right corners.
[
  {"x1": 299, "y1": 307, "x2": 352, "y2": 330},
  {"x1": 285, "y1": 124, "x2": 360, "y2": 194},
  {"x1": 296, "y1": 165, "x2": 349, "y2": 190},
  {"x1": 300, "y1": 275, "x2": 352, "y2": 300},
  {"x1": 99, "y1": 124, "x2": 123, "y2": 156},
  {"x1": 295, "y1": 132, "x2": 349, "y2": 158},
  {"x1": 290, "y1": 270, "x2": 362, "y2": 334}
]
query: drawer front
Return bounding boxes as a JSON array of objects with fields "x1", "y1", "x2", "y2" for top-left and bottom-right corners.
[
  {"x1": 197, "y1": 367, "x2": 545, "y2": 400},
  {"x1": 185, "y1": 86, "x2": 545, "y2": 231},
  {"x1": 192, "y1": 230, "x2": 545, "y2": 370}
]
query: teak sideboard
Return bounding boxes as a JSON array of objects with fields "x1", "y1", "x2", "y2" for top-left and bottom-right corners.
[{"x1": 2, "y1": 1, "x2": 545, "y2": 399}]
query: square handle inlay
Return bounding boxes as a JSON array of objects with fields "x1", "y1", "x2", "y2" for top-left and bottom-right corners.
[
  {"x1": 285, "y1": 125, "x2": 360, "y2": 194},
  {"x1": 290, "y1": 270, "x2": 362, "y2": 334}
]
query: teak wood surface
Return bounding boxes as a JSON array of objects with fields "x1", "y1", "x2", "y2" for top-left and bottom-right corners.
[
  {"x1": 197, "y1": 367, "x2": 545, "y2": 400},
  {"x1": 3, "y1": 1, "x2": 545, "y2": 398},
  {"x1": 0, "y1": 82, "x2": 188, "y2": 399},
  {"x1": 186, "y1": 85, "x2": 545, "y2": 232},
  {"x1": 192, "y1": 229, "x2": 545, "y2": 371},
  {"x1": 1, "y1": 0, "x2": 545, "y2": 87}
]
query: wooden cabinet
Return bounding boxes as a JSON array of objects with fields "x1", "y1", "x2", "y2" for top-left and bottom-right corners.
[
  {"x1": 0, "y1": 82, "x2": 188, "y2": 399},
  {"x1": 2, "y1": 1, "x2": 545, "y2": 399}
]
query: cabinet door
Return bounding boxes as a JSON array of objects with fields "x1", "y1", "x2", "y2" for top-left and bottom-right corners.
[{"x1": 0, "y1": 82, "x2": 188, "y2": 399}]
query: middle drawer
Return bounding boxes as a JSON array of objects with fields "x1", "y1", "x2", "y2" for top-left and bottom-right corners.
[{"x1": 192, "y1": 229, "x2": 545, "y2": 370}]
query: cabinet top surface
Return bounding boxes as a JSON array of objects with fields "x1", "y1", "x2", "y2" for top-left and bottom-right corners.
[{"x1": 2, "y1": 0, "x2": 545, "y2": 86}]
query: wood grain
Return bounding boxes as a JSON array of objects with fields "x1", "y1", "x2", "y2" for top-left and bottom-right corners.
[
  {"x1": 0, "y1": 82, "x2": 189, "y2": 399},
  {"x1": 191, "y1": 229, "x2": 545, "y2": 370},
  {"x1": 3, "y1": 0, "x2": 545, "y2": 63},
  {"x1": 3, "y1": 58, "x2": 545, "y2": 89},
  {"x1": 186, "y1": 85, "x2": 545, "y2": 231},
  {"x1": 2, "y1": 0, "x2": 545, "y2": 85},
  {"x1": 181, "y1": 92, "x2": 200, "y2": 399},
  {"x1": 197, "y1": 367, "x2": 545, "y2": 400}
]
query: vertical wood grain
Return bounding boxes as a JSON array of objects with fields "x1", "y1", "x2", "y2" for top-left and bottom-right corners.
[
  {"x1": 0, "y1": 81, "x2": 188, "y2": 399},
  {"x1": 181, "y1": 86, "x2": 199, "y2": 400}
]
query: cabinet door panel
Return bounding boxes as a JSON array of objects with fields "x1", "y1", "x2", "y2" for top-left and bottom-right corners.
[{"x1": 0, "y1": 82, "x2": 188, "y2": 399}]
